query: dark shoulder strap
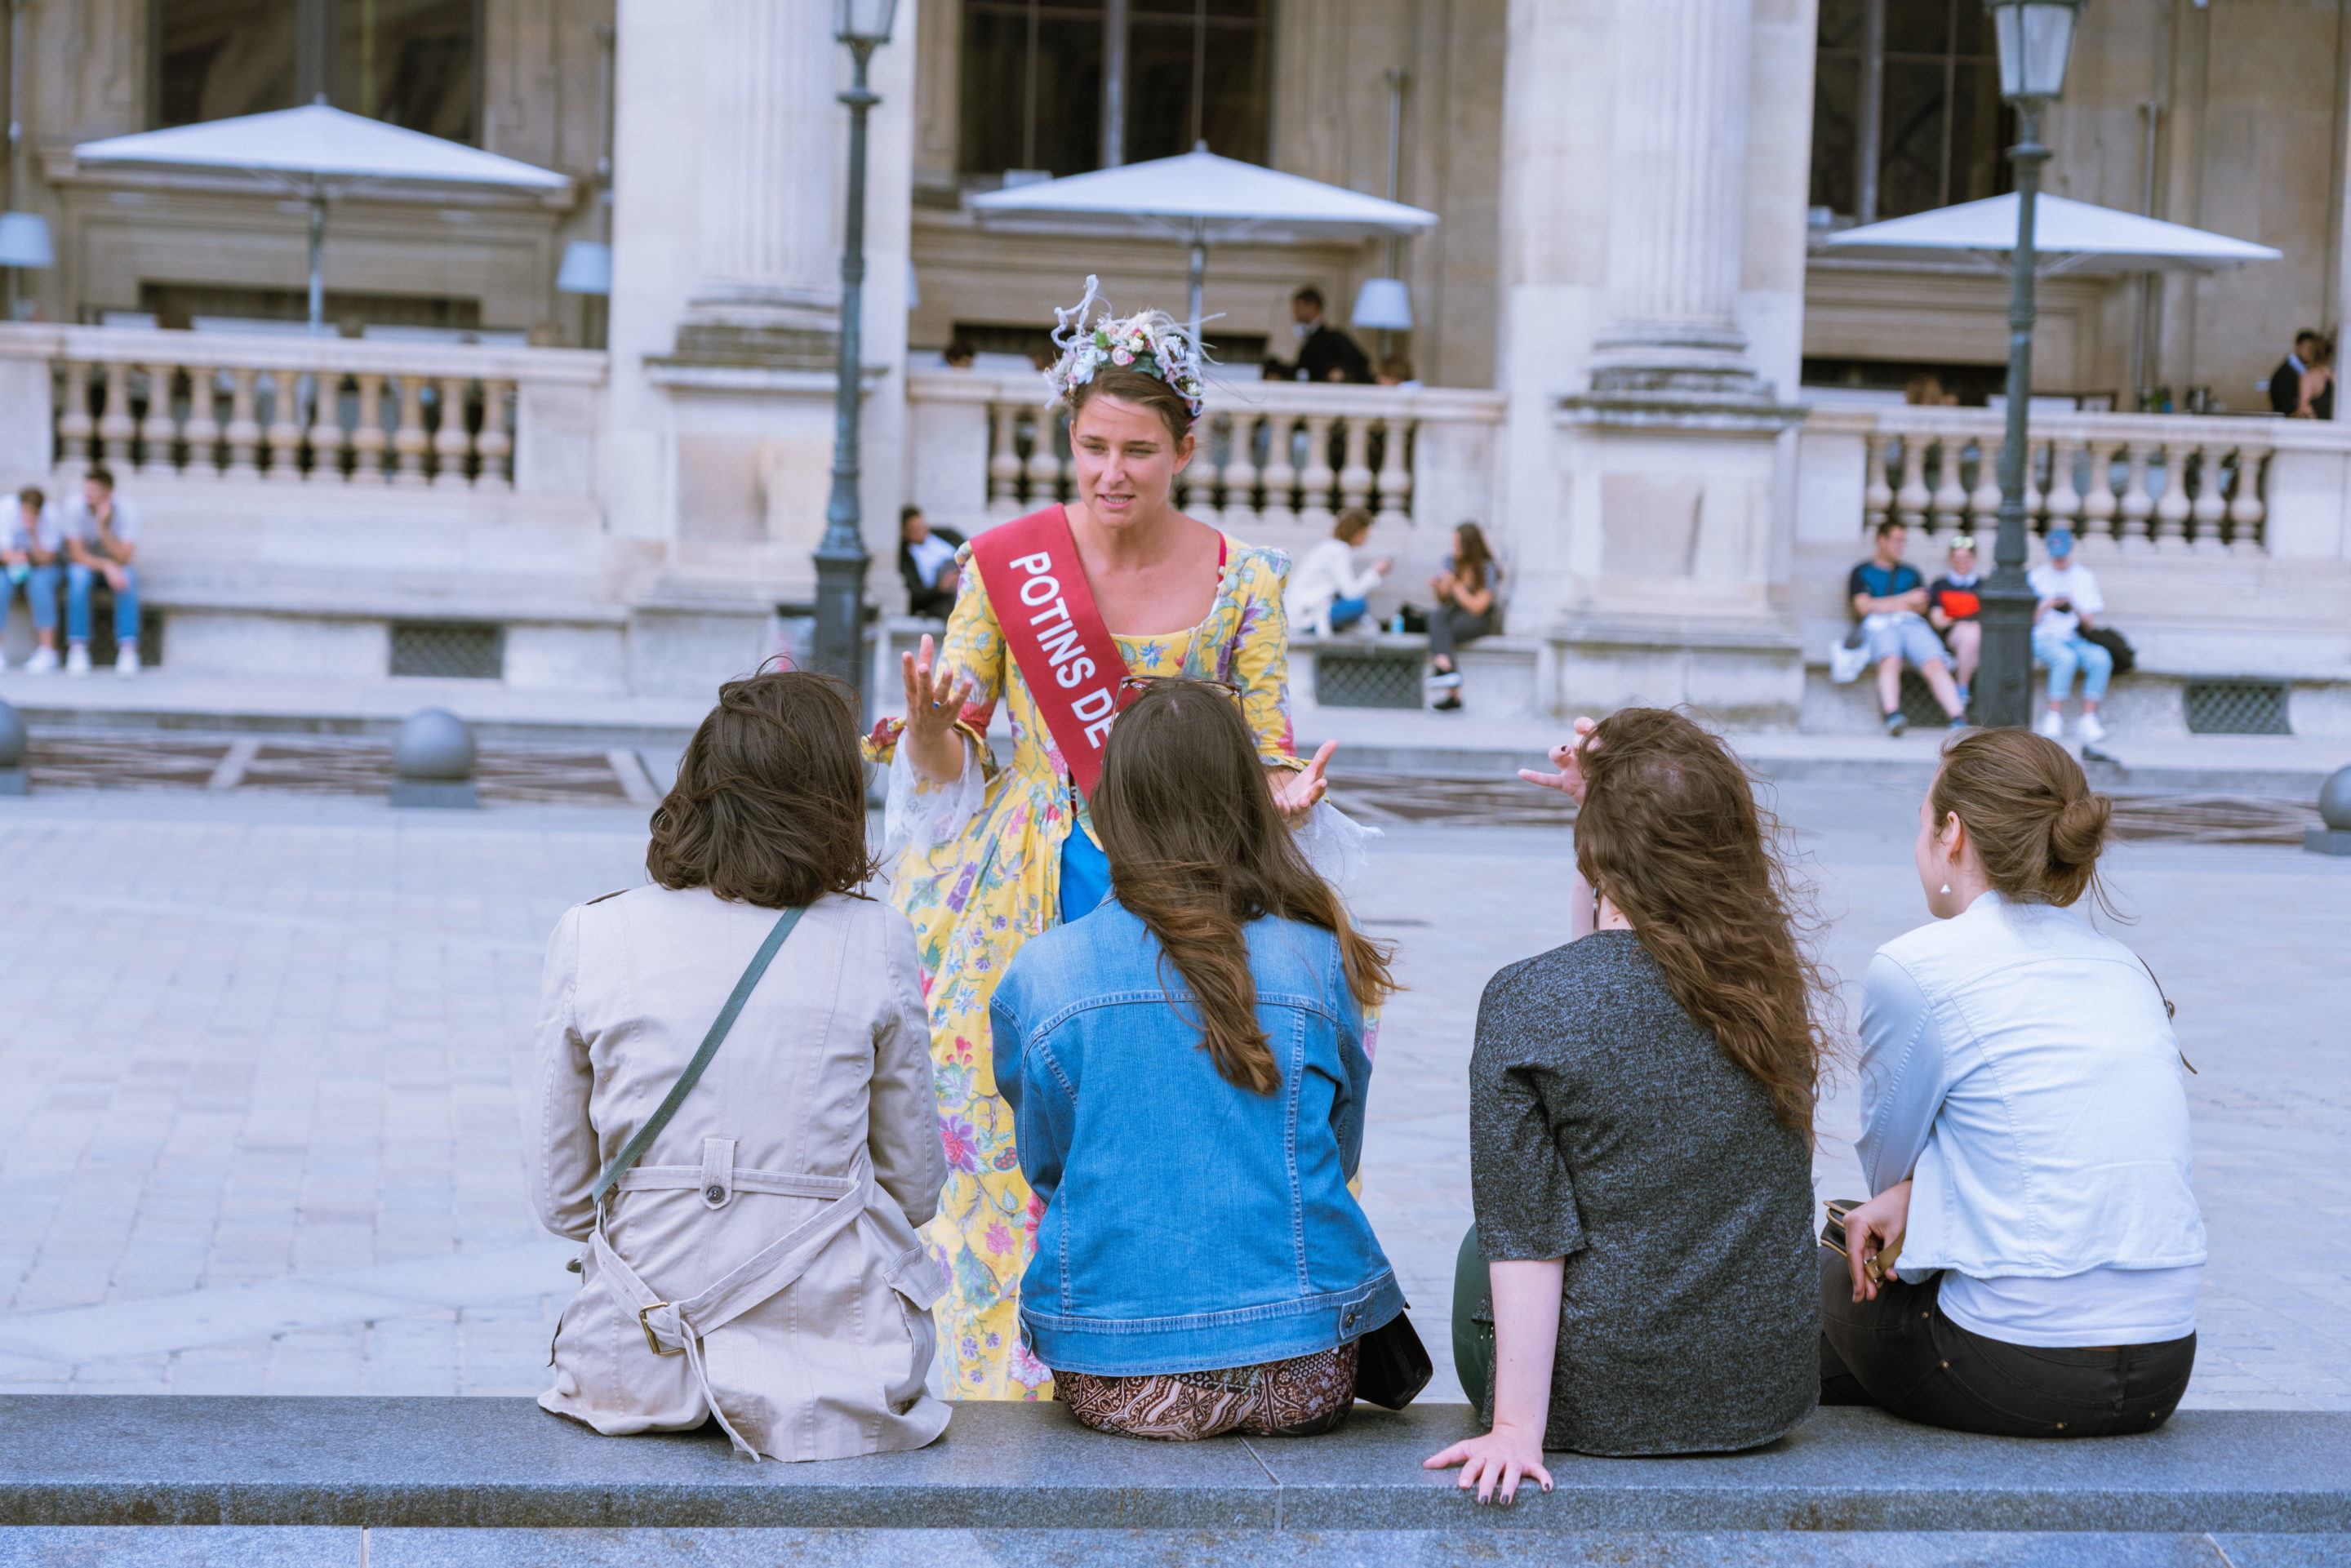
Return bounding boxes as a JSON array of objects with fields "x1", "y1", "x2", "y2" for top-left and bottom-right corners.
[
  {"x1": 2131, "y1": 950, "x2": 2196, "y2": 1076},
  {"x1": 589, "y1": 905, "x2": 806, "y2": 1206}
]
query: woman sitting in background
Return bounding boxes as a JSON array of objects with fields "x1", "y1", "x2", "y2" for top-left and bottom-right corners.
[
  {"x1": 533, "y1": 669, "x2": 951, "y2": 1463},
  {"x1": 1428, "y1": 708, "x2": 1824, "y2": 1503},
  {"x1": 1284, "y1": 508, "x2": 1391, "y2": 635},
  {"x1": 1425, "y1": 522, "x2": 1500, "y2": 712},
  {"x1": 1824, "y1": 729, "x2": 2204, "y2": 1437},
  {"x1": 993, "y1": 677, "x2": 1402, "y2": 1441}
]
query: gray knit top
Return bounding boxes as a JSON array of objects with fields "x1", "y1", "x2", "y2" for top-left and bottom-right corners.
[{"x1": 1469, "y1": 930, "x2": 1819, "y2": 1455}]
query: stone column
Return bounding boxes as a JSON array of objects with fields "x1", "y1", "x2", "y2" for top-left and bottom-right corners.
[
  {"x1": 678, "y1": 0, "x2": 842, "y2": 362},
  {"x1": 1589, "y1": 0, "x2": 1764, "y2": 398}
]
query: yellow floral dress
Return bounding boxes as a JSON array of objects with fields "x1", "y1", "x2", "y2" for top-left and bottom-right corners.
[{"x1": 867, "y1": 533, "x2": 1299, "y2": 1400}]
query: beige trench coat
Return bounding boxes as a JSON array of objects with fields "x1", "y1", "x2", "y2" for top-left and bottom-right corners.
[{"x1": 532, "y1": 886, "x2": 951, "y2": 1461}]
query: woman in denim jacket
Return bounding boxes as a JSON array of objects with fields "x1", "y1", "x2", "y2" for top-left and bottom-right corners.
[
  {"x1": 993, "y1": 677, "x2": 1402, "y2": 1440},
  {"x1": 1824, "y1": 728, "x2": 2205, "y2": 1436}
]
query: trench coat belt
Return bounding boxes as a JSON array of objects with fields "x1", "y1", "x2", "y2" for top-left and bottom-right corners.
[
  {"x1": 589, "y1": 1157, "x2": 876, "y2": 1459},
  {"x1": 616, "y1": 1165, "x2": 856, "y2": 1202}
]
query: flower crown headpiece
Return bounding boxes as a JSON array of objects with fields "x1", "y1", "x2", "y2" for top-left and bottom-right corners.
[{"x1": 1042, "y1": 274, "x2": 1207, "y2": 424}]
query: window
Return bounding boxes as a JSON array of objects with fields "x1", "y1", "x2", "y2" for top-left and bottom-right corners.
[
  {"x1": 1811, "y1": 0, "x2": 2011, "y2": 224},
  {"x1": 959, "y1": 0, "x2": 1270, "y2": 180},
  {"x1": 154, "y1": 0, "x2": 480, "y2": 144}
]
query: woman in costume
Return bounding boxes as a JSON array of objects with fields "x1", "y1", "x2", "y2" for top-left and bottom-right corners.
[{"x1": 867, "y1": 281, "x2": 1357, "y2": 1399}]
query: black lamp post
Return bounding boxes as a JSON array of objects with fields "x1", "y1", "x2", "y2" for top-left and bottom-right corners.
[
  {"x1": 1977, "y1": 0, "x2": 2086, "y2": 730},
  {"x1": 813, "y1": 0, "x2": 900, "y2": 700}
]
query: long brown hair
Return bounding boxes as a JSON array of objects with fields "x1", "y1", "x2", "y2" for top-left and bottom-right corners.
[
  {"x1": 1572, "y1": 708, "x2": 1829, "y2": 1132},
  {"x1": 1452, "y1": 521, "x2": 1495, "y2": 587},
  {"x1": 646, "y1": 669, "x2": 877, "y2": 908},
  {"x1": 1093, "y1": 680, "x2": 1396, "y2": 1094},
  {"x1": 1930, "y1": 728, "x2": 2113, "y2": 911}
]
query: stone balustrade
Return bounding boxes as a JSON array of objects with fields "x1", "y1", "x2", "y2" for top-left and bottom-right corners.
[
  {"x1": 905, "y1": 371, "x2": 1504, "y2": 542},
  {"x1": 1852, "y1": 406, "x2": 2278, "y2": 555},
  {"x1": 0, "y1": 324, "x2": 606, "y2": 494}
]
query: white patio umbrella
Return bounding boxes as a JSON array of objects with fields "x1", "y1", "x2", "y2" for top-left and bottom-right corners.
[
  {"x1": 1820, "y1": 192, "x2": 2281, "y2": 276},
  {"x1": 968, "y1": 145, "x2": 1438, "y2": 342},
  {"x1": 74, "y1": 103, "x2": 572, "y2": 335}
]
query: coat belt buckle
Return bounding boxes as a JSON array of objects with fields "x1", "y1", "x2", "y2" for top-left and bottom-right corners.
[{"x1": 638, "y1": 1302, "x2": 686, "y2": 1357}]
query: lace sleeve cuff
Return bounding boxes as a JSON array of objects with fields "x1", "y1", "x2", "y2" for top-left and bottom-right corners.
[
  {"x1": 1292, "y1": 799, "x2": 1380, "y2": 895},
  {"x1": 882, "y1": 725, "x2": 989, "y2": 861}
]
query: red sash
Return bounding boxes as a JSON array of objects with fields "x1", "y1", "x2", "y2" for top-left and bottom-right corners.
[{"x1": 971, "y1": 505, "x2": 1129, "y2": 797}]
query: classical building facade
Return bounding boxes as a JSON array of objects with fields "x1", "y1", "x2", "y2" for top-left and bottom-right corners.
[{"x1": 1, "y1": 0, "x2": 2344, "y2": 734}]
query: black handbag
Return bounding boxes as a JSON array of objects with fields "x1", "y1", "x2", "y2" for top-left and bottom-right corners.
[
  {"x1": 1353, "y1": 1309, "x2": 1433, "y2": 1410},
  {"x1": 2079, "y1": 624, "x2": 2136, "y2": 677}
]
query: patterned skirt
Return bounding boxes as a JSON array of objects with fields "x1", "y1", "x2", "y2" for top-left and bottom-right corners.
[{"x1": 1054, "y1": 1341, "x2": 1360, "y2": 1441}]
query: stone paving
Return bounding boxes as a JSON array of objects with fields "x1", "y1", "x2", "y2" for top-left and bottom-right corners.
[{"x1": 0, "y1": 780, "x2": 2344, "y2": 1410}]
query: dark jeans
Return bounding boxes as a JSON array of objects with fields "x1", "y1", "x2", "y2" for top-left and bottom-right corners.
[
  {"x1": 1817, "y1": 1249, "x2": 2194, "y2": 1438},
  {"x1": 1429, "y1": 605, "x2": 1495, "y2": 664}
]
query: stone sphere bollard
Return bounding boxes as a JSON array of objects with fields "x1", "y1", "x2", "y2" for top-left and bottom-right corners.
[
  {"x1": 0, "y1": 697, "x2": 25, "y2": 796},
  {"x1": 389, "y1": 708, "x2": 478, "y2": 808},
  {"x1": 2307, "y1": 764, "x2": 2351, "y2": 855}
]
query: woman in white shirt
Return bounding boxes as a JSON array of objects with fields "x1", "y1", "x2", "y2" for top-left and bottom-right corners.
[
  {"x1": 1284, "y1": 509, "x2": 1390, "y2": 634},
  {"x1": 1825, "y1": 727, "x2": 2204, "y2": 1437}
]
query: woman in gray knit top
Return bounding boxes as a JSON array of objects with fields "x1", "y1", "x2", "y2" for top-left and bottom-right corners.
[{"x1": 1426, "y1": 708, "x2": 1828, "y2": 1503}]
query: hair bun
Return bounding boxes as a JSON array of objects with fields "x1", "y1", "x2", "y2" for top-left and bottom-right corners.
[{"x1": 2047, "y1": 789, "x2": 2111, "y2": 868}]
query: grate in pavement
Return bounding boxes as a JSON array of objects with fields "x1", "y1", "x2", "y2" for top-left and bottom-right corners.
[
  {"x1": 20, "y1": 733, "x2": 631, "y2": 805},
  {"x1": 1326, "y1": 772, "x2": 1579, "y2": 829},
  {"x1": 27, "y1": 735, "x2": 229, "y2": 790}
]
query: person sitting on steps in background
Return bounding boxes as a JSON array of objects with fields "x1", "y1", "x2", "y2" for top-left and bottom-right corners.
[
  {"x1": 1426, "y1": 708, "x2": 1824, "y2": 1504},
  {"x1": 60, "y1": 467, "x2": 142, "y2": 678},
  {"x1": 2, "y1": 486, "x2": 63, "y2": 673},
  {"x1": 1426, "y1": 522, "x2": 1500, "y2": 713},
  {"x1": 2029, "y1": 528, "x2": 2110, "y2": 744},
  {"x1": 1923, "y1": 534, "x2": 1984, "y2": 713},
  {"x1": 1822, "y1": 728, "x2": 2203, "y2": 1439},
  {"x1": 1285, "y1": 508, "x2": 1391, "y2": 636},
  {"x1": 1847, "y1": 520, "x2": 1967, "y2": 736}
]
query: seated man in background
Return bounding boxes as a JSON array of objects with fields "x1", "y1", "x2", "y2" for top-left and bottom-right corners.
[
  {"x1": 2, "y1": 485, "x2": 63, "y2": 672},
  {"x1": 62, "y1": 466, "x2": 141, "y2": 677},
  {"x1": 1924, "y1": 534, "x2": 1984, "y2": 711},
  {"x1": 1847, "y1": 520, "x2": 1966, "y2": 737},
  {"x1": 896, "y1": 504, "x2": 965, "y2": 621}
]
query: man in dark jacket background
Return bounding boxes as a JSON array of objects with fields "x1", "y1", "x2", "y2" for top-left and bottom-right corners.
[
  {"x1": 1266, "y1": 286, "x2": 1374, "y2": 384},
  {"x1": 2268, "y1": 328, "x2": 2334, "y2": 419}
]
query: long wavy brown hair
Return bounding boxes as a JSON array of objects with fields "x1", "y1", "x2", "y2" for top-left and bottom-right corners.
[
  {"x1": 1093, "y1": 680, "x2": 1397, "y2": 1094},
  {"x1": 1572, "y1": 708, "x2": 1830, "y2": 1132}
]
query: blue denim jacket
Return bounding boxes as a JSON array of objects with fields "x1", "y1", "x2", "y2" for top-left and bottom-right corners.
[{"x1": 992, "y1": 901, "x2": 1403, "y2": 1376}]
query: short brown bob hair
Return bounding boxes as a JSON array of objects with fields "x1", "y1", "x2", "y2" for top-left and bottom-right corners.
[{"x1": 646, "y1": 669, "x2": 876, "y2": 908}]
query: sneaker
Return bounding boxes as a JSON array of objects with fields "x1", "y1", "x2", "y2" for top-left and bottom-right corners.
[
  {"x1": 1882, "y1": 711, "x2": 1908, "y2": 737},
  {"x1": 1427, "y1": 669, "x2": 1463, "y2": 690},
  {"x1": 1947, "y1": 714, "x2": 1970, "y2": 731},
  {"x1": 1431, "y1": 694, "x2": 1463, "y2": 713},
  {"x1": 22, "y1": 645, "x2": 57, "y2": 673},
  {"x1": 2036, "y1": 709, "x2": 2065, "y2": 740},
  {"x1": 64, "y1": 644, "x2": 90, "y2": 676},
  {"x1": 114, "y1": 642, "x2": 140, "y2": 678},
  {"x1": 2078, "y1": 712, "x2": 2106, "y2": 744}
]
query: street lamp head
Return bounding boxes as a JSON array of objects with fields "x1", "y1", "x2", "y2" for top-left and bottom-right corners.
[
  {"x1": 1985, "y1": 0, "x2": 2085, "y2": 105},
  {"x1": 834, "y1": 0, "x2": 900, "y2": 45}
]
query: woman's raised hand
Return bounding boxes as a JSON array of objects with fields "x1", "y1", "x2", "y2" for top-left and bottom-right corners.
[
  {"x1": 900, "y1": 635, "x2": 975, "y2": 784},
  {"x1": 1518, "y1": 716, "x2": 1598, "y2": 803},
  {"x1": 1270, "y1": 740, "x2": 1338, "y2": 826}
]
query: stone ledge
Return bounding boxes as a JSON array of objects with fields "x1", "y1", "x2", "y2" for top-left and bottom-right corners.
[{"x1": 2, "y1": 1400, "x2": 2345, "y2": 1535}]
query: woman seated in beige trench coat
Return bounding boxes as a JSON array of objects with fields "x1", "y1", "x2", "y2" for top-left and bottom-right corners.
[{"x1": 532, "y1": 669, "x2": 952, "y2": 1462}]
